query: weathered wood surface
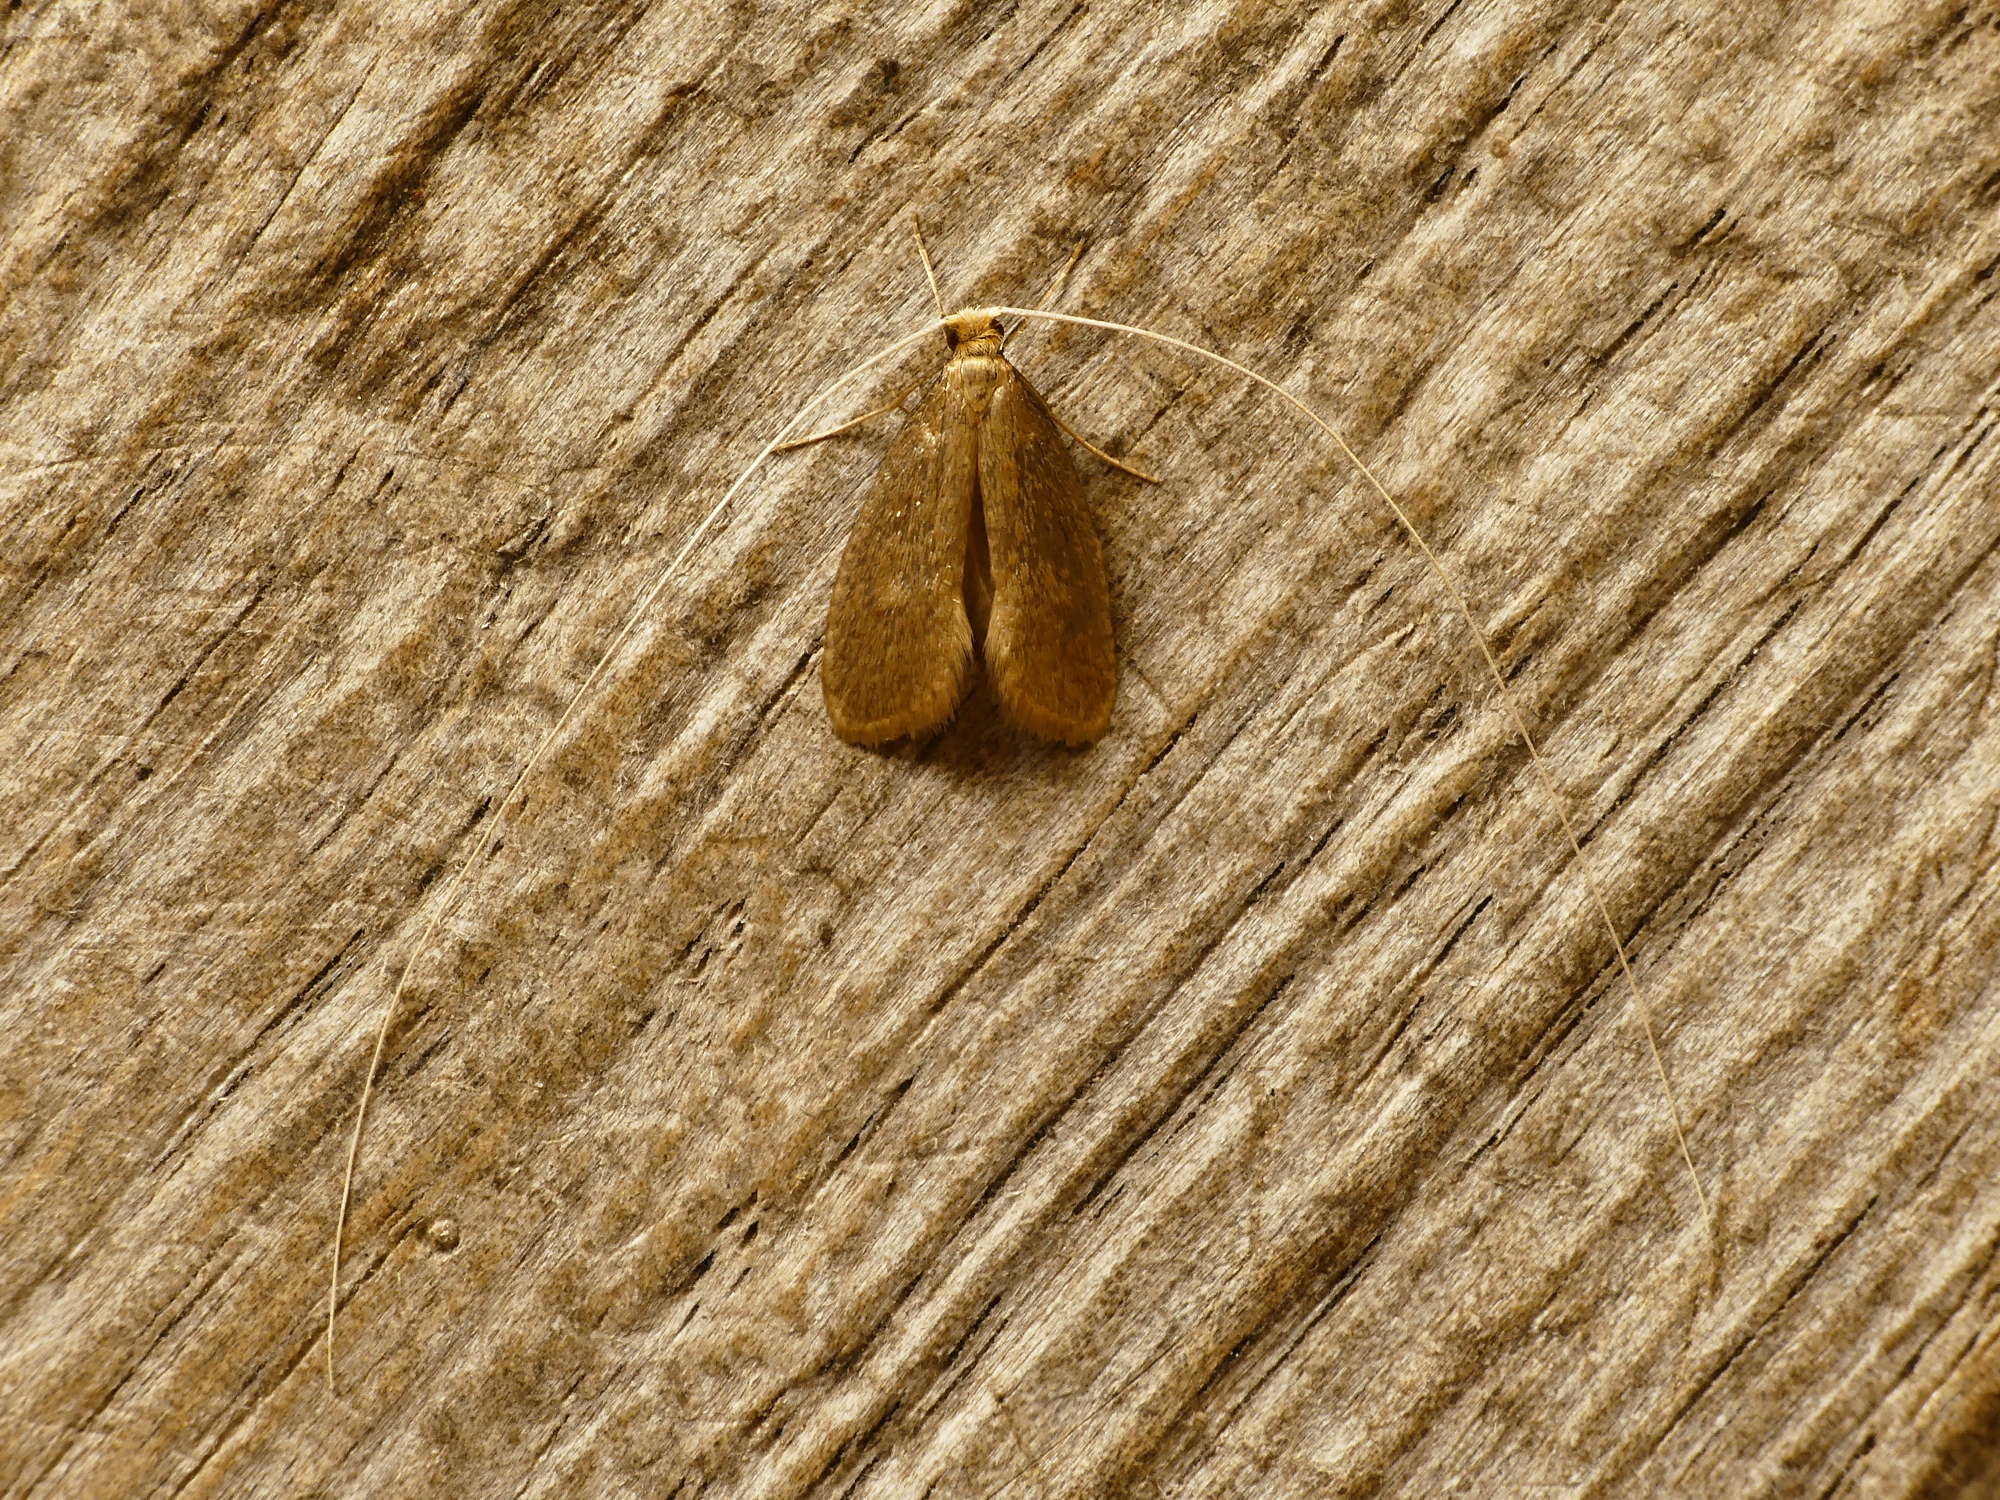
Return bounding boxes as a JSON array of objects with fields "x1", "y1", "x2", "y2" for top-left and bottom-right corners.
[{"x1": 4, "y1": 1, "x2": 1997, "y2": 1495}]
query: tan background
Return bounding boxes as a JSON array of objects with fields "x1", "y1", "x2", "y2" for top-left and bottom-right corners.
[{"x1": 4, "y1": 1, "x2": 1998, "y2": 1495}]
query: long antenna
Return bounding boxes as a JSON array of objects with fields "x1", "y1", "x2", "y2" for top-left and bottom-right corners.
[
  {"x1": 326, "y1": 315, "x2": 944, "y2": 1387},
  {"x1": 985, "y1": 303, "x2": 1711, "y2": 1232}
]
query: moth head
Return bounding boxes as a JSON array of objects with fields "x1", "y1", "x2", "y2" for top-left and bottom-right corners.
[{"x1": 943, "y1": 312, "x2": 1006, "y2": 355}]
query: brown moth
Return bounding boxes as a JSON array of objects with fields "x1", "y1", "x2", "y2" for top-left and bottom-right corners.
[{"x1": 820, "y1": 311, "x2": 1117, "y2": 747}]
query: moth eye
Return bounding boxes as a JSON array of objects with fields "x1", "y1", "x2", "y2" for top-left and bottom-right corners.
[{"x1": 944, "y1": 326, "x2": 960, "y2": 349}]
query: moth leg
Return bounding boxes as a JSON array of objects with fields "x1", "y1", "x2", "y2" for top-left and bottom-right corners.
[
  {"x1": 775, "y1": 391, "x2": 921, "y2": 452},
  {"x1": 1030, "y1": 238, "x2": 1089, "y2": 312},
  {"x1": 1048, "y1": 409, "x2": 1160, "y2": 484},
  {"x1": 910, "y1": 213, "x2": 946, "y2": 317},
  {"x1": 1003, "y1": 242, "x2": 1156, "y2": 481}
]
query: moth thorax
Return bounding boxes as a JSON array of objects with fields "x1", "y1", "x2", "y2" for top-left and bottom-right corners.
[{"x1": 944, "y1": 312, "x2": 1005, "y2": 357}]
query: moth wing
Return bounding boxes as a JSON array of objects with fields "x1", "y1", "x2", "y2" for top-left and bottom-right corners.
[
  {"x1": 821, "y1": 372, "x2": 979, "y2": 745},
  {"x1": 979, "y1": 369, "x2": 1117, "y2": 744}
]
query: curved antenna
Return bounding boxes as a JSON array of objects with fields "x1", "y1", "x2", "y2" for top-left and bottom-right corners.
[
  {"x1": 326, "y1": 314, "x2": 946, "y2": 1388},
  {"x1": 983, "y1": 302, "x2": 1711, "y2": 1232}
]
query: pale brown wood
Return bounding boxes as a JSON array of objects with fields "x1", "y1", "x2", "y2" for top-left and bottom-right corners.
[{"x1": 3, "y1": 2, "x2": 1997, "y2": 1496}]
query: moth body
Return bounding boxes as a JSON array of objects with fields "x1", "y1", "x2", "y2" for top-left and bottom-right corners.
[{"x1": 821, "y1": 313, "x2": 1117, "y2": 747}]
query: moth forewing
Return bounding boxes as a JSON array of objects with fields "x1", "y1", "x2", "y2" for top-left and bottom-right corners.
[
  {"x1": 820, "y1": 311, "x2": 1117, "y2": 748},
  {"x1": 820, "y1": 363, "x2": 979, "y2": 746},
  {"x1": 980, "y1": 370, "x2": 1116, "y2": 745}
]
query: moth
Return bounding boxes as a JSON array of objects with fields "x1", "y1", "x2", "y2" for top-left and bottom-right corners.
[{"x1": 820, "y1": 311, "x2": 1123, "y2": 747}]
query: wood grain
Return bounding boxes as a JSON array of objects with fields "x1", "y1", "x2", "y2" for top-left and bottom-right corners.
[{"x1": 3, "y1": 1, "x2": 1997, "y2": 1495}]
